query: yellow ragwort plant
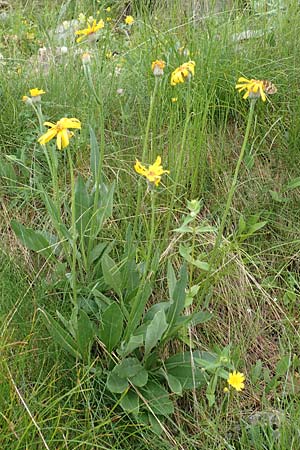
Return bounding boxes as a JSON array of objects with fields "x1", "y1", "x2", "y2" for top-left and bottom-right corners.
[
  {"x1": 38, "y1": 117, "x2": 81, "y2": 150},
  {"x1": 134, "y1": 156, "x2": 169, "y2": 187},
  {"x1": 235, "y1": 77, "x2": 277, "y2": 102},
  {"x1": 171, "y1": 61, "x2": 195, "y2": 86},
  {"x1": 227, "y1": 371, "x2": 245, "y2": 392},
  {"x1": 76, "y1": 19, "x2": 104, "y2": 43}
]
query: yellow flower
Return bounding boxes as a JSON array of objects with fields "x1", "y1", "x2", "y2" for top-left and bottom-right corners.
[
  {"x1": 106, "y1": 50, "x2": 112, "y2": 59},
  {"x1": 29, "y1": 88, "x2": 45, "y2": 97},
  {"x1": 106, "y1": 17, "x2": 112, "y2": 22},
  {"x1": 76, "y1": 19, "x2": 104, "y2": 43},
  {"x1": 171, "y1": 97, "x2": 178, "y2": 103},
  {"x1": 227, "y1": 371, "x2": 245, "y2": 392},
  {"x1": 151, "y1": 59, "x2": 165, "y2": 76},
  {"x1": 22, "y1": 88, "x2": 45, "y2": 104},
  {"x1": 223, "y1": 387, "x2": 229, "y2": 393},
  {"x1": 235, "y1": 77, "x2": 277, "y2": 102},
  {"x1": 171, "y1": 61, "x2": 195, "y2": 86},
  {"x1": 106, "y1": 6, "x2": 111, "y2": 12},
  {"x1": 124, "y1": 15, "x2": 134, "y2": 25},
  {"x1": 134, "y1": 156, "x2": 169, "y2": 187},
  {"x1": 38, "y1": 117, "x2": 81, "y2": 150}
]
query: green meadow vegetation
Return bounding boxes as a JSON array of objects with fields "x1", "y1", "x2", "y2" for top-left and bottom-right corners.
[{"x1": 1, "y1": 0, "x2": 300, "y2": 448}]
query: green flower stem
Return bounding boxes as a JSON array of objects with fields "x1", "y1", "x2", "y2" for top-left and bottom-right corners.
[
  {"x1": 213, "y1": 100, "x2": 255, "y2": 254},
  {"x1": 197, "y1": 100, "x2": 256, "y2": 303},
  {"x1": 31, "y1": 102, "x2": 44, "y2": 134},
  {"x1": 67, "y1": 148, "x2": 78, "y2": 308},
  {"x1": 132, "y1": 78, "x2": 159, "y2": 239}
]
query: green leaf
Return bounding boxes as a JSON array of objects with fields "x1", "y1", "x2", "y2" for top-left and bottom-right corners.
[
  {"x1": 192, "y1": 260, "x2": 210, "y2": 271},
  {"x1": 275, "y1": 355, "x2": 290, "y2": 377},
  {"x1": 11, "y1": 220, "x2": 54, "y2": 259},
  {"x1": 0, "y1": 158, "x2": 16, "y2": 182},
  {"x1": 167, "y1": 261, "x2": 176, "y2": 299},
  {"x1": 251, "y1": 359, "x2": 263, "y2": 384},
  {"x1": 76, "y1": 309, "x2": 94, "y2": 362},
  {"x1": 101, "y1": 254, "x2": 122, "y2": 295},
  {"x1": 140, "y1": 382, "x2": 174, "y2": 416},
  {"x1": 119, "y1": 334, "x2": 144, "y2": 357},
  {"x1": 190, "y1": 311, "x2": 212, "y2": 326},
  {"x1": 125, "y1": 281, "x2": 152, "y2": 340},
  {"x1": 88, "y1": 242, "x2": 108, "y2": 264},
  {"x1": 148, "y1": 413, "x2": 164, "y2": 435},
  {"x1": 247, "y1": 221, "x2": 268, "y2": 235},
  {"x1": 90, "y1": 126, "x2": 100, "y2": 182},
  {"x1": 165, "y1": 352, "x2": 205, "y2": 390},
  {"x1": 160, "y1": 370, "x2": 182, "y2": 395},
  {"x1": 114, "y1": 357, "x2": 144, "y2": 379},
  {"x1": 166, "y1": 265, "x2": 188, "y2": 333},
  {"x1": 194, "y1": 225, "x2": 217, "y2": 234},
  {"x1": 144, "y1": 302, "x2": 170, "y2": 322},
  {"x1": 94, "y1": 183, "x2": 115, "y2": 235},
  {"x1": 129, "y1": 368, "x2": 148, "y2": 387},
  {"x1": 285, "y1": 177, "x2": 300, "y2": 191},
  {"x1": 39, "y1": 309, "x2": 81, "y2": 359},
  {"x1": 107, "y1": 372, "x2": 128, "y2": 393},
  {"x1": 41, "y1": 191, "x2": 72, "y2": 242},
  {"x1": 145, "y1": 309, "x2": 168, "y2": 356},
  {"x1": 120, "y1": 390, "x2": 139, "y2": 414},
  {"x1": 75, "y1": 174, "x2": 91, "y2": 237},
  {"x1": 98, "y1": 302, "x2": 123, "y2": 352}
]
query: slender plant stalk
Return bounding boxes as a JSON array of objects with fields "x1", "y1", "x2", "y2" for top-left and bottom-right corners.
[
  {"x1": 197, "y1": 100, "x2": 256, "y2": 303},
  {"x1": 212, "y1": 100, "x2": 255, "y2": 254}
]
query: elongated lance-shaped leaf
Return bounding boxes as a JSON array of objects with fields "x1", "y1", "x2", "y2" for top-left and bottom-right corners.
[
  {"x1": 165, "y1": 264, "x2": 188, "y2": 337},
  {"x1": 94, "y1": 182, "x2": 115, "y2": 236},
  {"x1": 145, "y1": 309, "x2": 168, "y2": 356},
  {"x1": 75, "y1": 174, "x2": 92, "y2": 238},
  {"x1": 98, "y1": 302, "x2": 124, "y2": 352},
  {"x1": 11, "y1": 220, "x2": 55, "y2": 260},
  {"x1": 124, "y1": 281, "x2": 152, "y2": 341},
  {"x1": 39, "y1": 309, "x2": 81, "y2": 360}
]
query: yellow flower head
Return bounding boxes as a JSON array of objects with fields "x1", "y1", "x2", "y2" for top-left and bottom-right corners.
[
  {"x1": 227, "y1": 371, "x2": 245, "y2": 392},
  {"x1": 151, "y1": 59, "x2": 165, "y2": 76},
  {"x1": 171, "y1": 97, "x2": 178, "y2": 103},
  {"x1": 106, "y1": 6, "x2": 111, "y2": 12},
  {"x1": 38, "y1": 117, "x2": 81, "y2": 150},
  {"x1": 171, "y1": 61, "x2": 195, "y2": 86},
  {"x1": 76, "y1": 19, "x2": 104, "y2": 43},
  {"x1": 124, "y1": 15, "x2": 134, "y2": 25},
  {"x1": 235, "y1": 77, "x2": 277, "y2": 102},
  {"x1": 134, "y1": 156, "x2": 169, "y2": 187},
  {"x1": 29, "y1": 88, "x2": 45, "y2": 97},
  {"x1": 22, "y1": 88, "x2": 45, "y2": 104}
]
